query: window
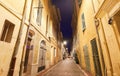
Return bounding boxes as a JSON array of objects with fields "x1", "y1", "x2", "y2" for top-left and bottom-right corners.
[
  {"x1": 81, "y1": 13, "x2": 86, "y2": 31},
  {"x1": 78, "y1": 0, "x2": 82, "y2": 7},
  {"x1": 36, "y1": 0, "x2": 43, "y2": 26},
  {"x1": 0, "y1": 20, "x2": 15, "y2": 43},
  {"x1": 83, "y1": 45, "x2": 90, "y2": 72}
]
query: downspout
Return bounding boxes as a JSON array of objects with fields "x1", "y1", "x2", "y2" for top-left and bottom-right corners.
[
  {"x1": 7, "y1": 0, "x2": 28, "y2": 76},
  {"x1": 56, "y1": 10, "x2": 60, "y2": 61},
  {"x1": 57, "y1": 23, "x2": 59, "y2": 62},
  {"x1": 12, "y1": 0, "x2": 28, "y2": 58},
  {"x1": 19, "y1": 0, "x2": 34, "y2": 76}
]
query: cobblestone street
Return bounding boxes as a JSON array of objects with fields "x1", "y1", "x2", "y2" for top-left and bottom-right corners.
[{"x1": 41, "y1": 58, "x2": 86, "y2": 76}]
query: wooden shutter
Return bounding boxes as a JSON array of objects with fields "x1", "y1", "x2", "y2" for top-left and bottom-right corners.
[
  {"x1": 81, "y1": 13, "x2": 86, "y2": 31},
  {"x1": 83, "y1": 45, "x2": 91, "y2": 72}
]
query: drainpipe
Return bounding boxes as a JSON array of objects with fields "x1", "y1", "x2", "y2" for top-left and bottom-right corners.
[
  {"x1": 7, "y1": 0, "x2": 28, "y2": 76},
  {"x1": 57, "y1": 23, "x2": 59, "y2": 61},
  {"x1": 12, "y1": 0, "x2": 28, "y2": 58},
  {"x1": 19, "y1": 0, "x2": 34, "y2": 76}
]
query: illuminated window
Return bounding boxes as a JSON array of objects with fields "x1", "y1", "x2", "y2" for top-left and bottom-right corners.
[{"x1": 36, "y1": 0, "x2": 43, "y2": 26}]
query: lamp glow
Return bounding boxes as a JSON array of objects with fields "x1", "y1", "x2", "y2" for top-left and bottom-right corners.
[{"x1": 63, "y1": 41, "x2": 67, "y2": 45}]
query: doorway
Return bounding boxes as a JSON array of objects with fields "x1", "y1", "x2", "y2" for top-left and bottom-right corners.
[
  {"x1": 38, "y1": 40, "x2": 46, "y2": 72},
  {"x1": 91, "y1": 38, "x2": 102, "y2": 76},
  {"x1": 24, "y1": 30, "x2": 34, "y2": 73}
]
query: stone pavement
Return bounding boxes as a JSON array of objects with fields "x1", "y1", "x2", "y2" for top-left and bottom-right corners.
[{"x1": 41, "y1": 58, "x2": 87, "y2": 76}]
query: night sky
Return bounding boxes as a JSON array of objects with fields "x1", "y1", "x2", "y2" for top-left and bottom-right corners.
[{"x1": 52, "y1": 0, "x2": 74, "y2": 52}]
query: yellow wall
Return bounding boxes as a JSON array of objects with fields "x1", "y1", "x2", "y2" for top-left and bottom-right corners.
[
  {"x1": 1, "y1": 0, "x2": 25, "y2": 15},
  {"x1": 73, "y1": 0, "x2": 120, "y2": 76},
  {"x1": 99, "y1": 14, "x2": 120, "y2": 76},
  {"x1": 77, "y1": 0, "x2": 98, "y2": 75},
  {"x1": 97, "y1": 20, "x2": 112, "y2": 76},
  {"x1": 113, "y1": 15, "x2": 120, "y2": 49},
  {"x1": 0, "y1": 0, "x2": 61, "y2": 76},
  {"x1": 0, "y1": 1, "x2": 23, "y2": 75},
  {"x1": 94, "y1": 0, "x2": 120, "y2": 76},
  {"x1": 75, "y1": 0, "x2": 107, "y2": 75}
]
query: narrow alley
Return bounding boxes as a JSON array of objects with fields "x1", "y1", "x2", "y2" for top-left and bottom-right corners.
[
  {"x1": 40, "y1": 58, "x2": 85, "y2": 76},
  {"x1": 0, "y1": 0, "x2": 120, "y2": 76}
]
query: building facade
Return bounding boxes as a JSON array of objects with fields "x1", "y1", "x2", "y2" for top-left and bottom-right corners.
[
  {"x1": 71, "y1": 0, "x2": 81, "y2": 65},
  {"x1": 72, "y1": 0, "x2": 120, "y2": 76},
  {"x1": 0, "y1": 0, "x2": 62, "y2": 76}
]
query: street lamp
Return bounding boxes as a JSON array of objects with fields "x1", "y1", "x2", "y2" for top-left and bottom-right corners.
[
  {"x1": 63, "y1": 41, "x2": 67, "y2": 45},
  {"x1": 66, "y1": 48, "x2": 68, "y2": 50}
]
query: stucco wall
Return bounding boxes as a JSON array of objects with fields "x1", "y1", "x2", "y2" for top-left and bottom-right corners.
[{"x1": 0, "y1": 2, "x2": 22, "y2": 76}]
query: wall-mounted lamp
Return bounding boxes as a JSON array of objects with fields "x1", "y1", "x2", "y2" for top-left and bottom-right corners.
[
  {"x1": 108, "y1": 18, "x2": 113, "y2": 25},
  {"x1": 94, "y1": 18, "x2": 99, "y2": 27}
]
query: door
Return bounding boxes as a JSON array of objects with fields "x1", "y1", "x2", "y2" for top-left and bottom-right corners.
[
  {"x1": 24, "y1": 31, "x2": 34, "y2": 73},
  {"x1": 91, "y1": 38, "x2": 102, "y2": 76},
  {"x1": 24, "y1": 38, "x2": 31, "y2": 72},
  {"x1": 38, "y1": 40, "x2": 46, "y2": 72}
]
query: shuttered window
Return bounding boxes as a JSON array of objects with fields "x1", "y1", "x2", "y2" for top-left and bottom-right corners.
[
  {"x1": 81, "y1": 13, "x2": 86, "y2": 32},
  {"x1": 83, "y1": 45, "x2": 90, "y2": 72}
]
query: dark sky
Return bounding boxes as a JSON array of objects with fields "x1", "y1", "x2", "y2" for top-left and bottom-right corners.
[{"x1": 52, "y1": 0, "x2": 73, "y2": 52}]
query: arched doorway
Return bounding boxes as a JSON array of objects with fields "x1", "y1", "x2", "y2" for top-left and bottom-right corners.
[{"x1": 38, "y1": 40, "x2": 46, "y2": 72}]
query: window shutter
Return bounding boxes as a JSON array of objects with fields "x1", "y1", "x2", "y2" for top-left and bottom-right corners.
[
  {"x1": 83, "y1": 45, "x2": 90, "y2": 72},
  {"x1": 81, "y1": 13, "x2": 86, "y2": 31}
]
